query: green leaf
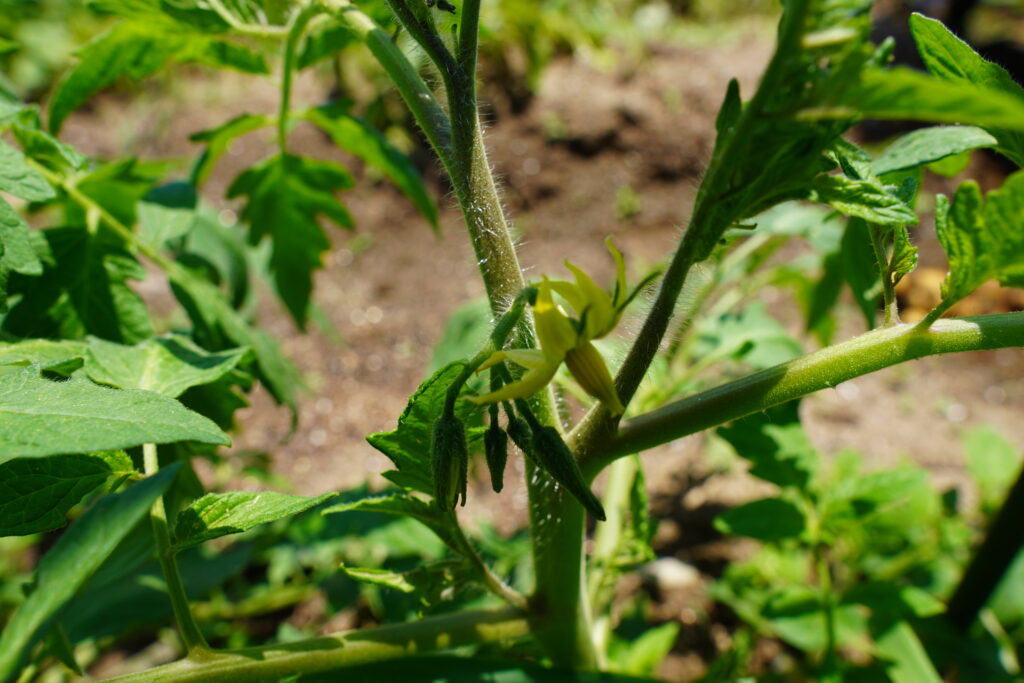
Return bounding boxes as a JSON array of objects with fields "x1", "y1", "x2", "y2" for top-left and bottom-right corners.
[
  {"x1": 173, "y1": 490, "x2": 337, "y2": 551},
  {"x1": 49, "y1": 22, "x2": 184, "y2": 133},
  {"x1": 717, "y1": 401, "x2": 817, "y2": 491},
  {"x1": 0, "y1": 139, "x2": 55, "y2": 201},
  {"x1": 137, "y1": 181, "x2": 198, "y2": 249},
  {"x1": 76, "y1": 157, "x2": 168, "y2": 229},
  {"x1": 344, "y1": 558, "x2": 480, "y2": 607},
  {"x1": 367, "y1": 363, "x2": 478, "y2": 495},
  {"x1": 305, "y1": 105, "x2": 438, "y2": 231},
  {"x1": 890, "y1": 224, "x2": 918, "y2": 286},
  {"x1": 0, "y1": 451, "x2": 134, "y2": 536},
  {"x1": 762, "y1": 585, "x2": 869, "y2": 653},
  {"x1": 169, "y1": 267, "x2": 300, "y2": 414},
  {"x1": 297, "y1": 25, "x2": 355, "y2": 69},
  {"x1": 872, "y1": 126, "x2": 997, "y2": 176},
  {"x1": 2, "y1": 226, "x2": 154, "y2": 344},
  {"x1": 184, "y1": 39, "x2": 269, "y2": 74},
  {"x1": 831, "y1": 67, "x2": 1024, "y2": 141},
  {"x1": 0, "y1": 464, "x2": 179, "y2": 681},
  {"x1": 714, "y1": 78, "x2": 741, "y2": 137},
  {"x1": 228, "y1": 153, "x2": 354, "y2": 328},
  {"x1": 910, "y1": 12, "x2": 1024, "y2": 167},
  {"x1": 85, "y1": 334, "x2": 249, "y2": 398},
  {"x1": 840, "y1": 218, "x2": 881, "y2": 329},
  {"x1": 809, "y1": 174, "x2": 917, "y2": 227},
  {"x1": 339, "y1": 564, "x2": 418, "y2": 593},
  {"x1": 935, "y1": 171, "x2": 1024, "y2": 307},
  {"x1": 714, "y1": 497, "x2": 806, "y2": 541},
  {"x1": 0, "y1": 366, "x2": 229, "y2": 463},
  {"x1": 0, "y1": 339, "x2": 87, "y2": 374},
  {"x1": 608, "y1": 622, "x2": 680, "y2": 677},
  {"x1": 11, "y1": 123, "x2": 90, "y2": 173},
  {"x1": 692, "y1": 301, "x2": 803, "y2": 370},
  {"x1": 873, "y1": 621, "x2": 943, "y2": 683},
  {"x1": 0, "y1": 196, "x2": 43, "y2": 277},
  {"x1": 323, "y1": 493, "x2": 460, "y2": 552},
  {"x1": 963, "y1": 426, "x2": 1021, "y2": 517},
  {"x1": 189, "y1": 113, "x2": 272, "y2": 186}
]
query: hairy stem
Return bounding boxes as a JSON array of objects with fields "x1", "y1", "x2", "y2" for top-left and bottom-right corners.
[
  {"x1": 583, "y1": 313, "x2": 1024, "y2": 476},
  {"x1": 143, "y1": 444, "x2": 208, "y2": 652},
  {"x1": 105, "y1": 606, "x2": 528, "y2": 683}
]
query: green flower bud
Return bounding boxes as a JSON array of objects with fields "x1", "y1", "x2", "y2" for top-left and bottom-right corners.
[
  {"x1": 529, "y1": 426, "x2": 606, "y2": 521},
  {"x1": 484, "y1": 421, "x2": 509, "y2": 493},
  {"x1": 506, "y1": 414, "x2": 533, "y2": 454},
  {"x1": 431, "y1": 414, "x2": 468, "y2": 511}
]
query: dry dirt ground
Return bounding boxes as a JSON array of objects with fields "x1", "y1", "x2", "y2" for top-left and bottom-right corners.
[{"x1": 60, "y1": 22, "x2": 1024, "y2": 680}]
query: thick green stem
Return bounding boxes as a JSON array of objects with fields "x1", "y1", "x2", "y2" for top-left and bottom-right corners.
[
  {"x1": 104, "y1": 606, "x2": 528, "y2": 683},
  {"x1": 143, "y1": 444, "x2": 208, "y2": 652},
  {"x1": 583, "y1": 313, "x2": 1024, "y2": 476}
]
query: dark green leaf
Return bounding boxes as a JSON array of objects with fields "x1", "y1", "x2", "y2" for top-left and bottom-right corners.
[
  {"x1": 2, "y1": 226, "x2": 154, "y2": 344},
  {"x1": 169, "y1": 267, "x2": 299, "y2": 414},
  {"x1": 297, "y1": 25, "x2": 355, "y2": 69},
  {"x1": 137, "y1": 181, "x2": 198, "y2": 249},
  {"x1": 840, "y1": 218, "x2": 881, "y2": 329},
  {"x1": 714, "y1": 497, "x2": 806, "y2": 541},
  {"x1": 910, "y1": 12, "x2": 1024, "y2": 166},
  {"x1": 0, "y1": 366, "x2": 229, "y2": 463},
  {"x1": 714, "y1": 78, "x2": 741, "y2": 137},
  {"x1": 368, "y1": 363, "x2": 477, "y2": 495},
  {"x1": 189, "y1": 113, "x2": 272, "y2": 186},
  {"x1": 173, "y1": 490, "x2": 336, "y2": 551},
  {"x1": 717, "y1": 401, "x2": 818, "y2": 491},
  {"x1": 228, "y1": 153, "x2": 354, "y2": 328},
  {"x1": 49, "y1": 22, "x2": 184, "y2": 133},
  {"x1": 177, "y1": 209, "x2": 251, "y2": 307},
  {"x1": 85, "y1": 334, "x2": 249, "y2": 397},
  {"x1": 76, "y1": 157, "x2": 167, "y2": 229},
  {"x1": 0, "y1": 139, "x2": 55, "y2": 201},
  {"x1": 0, "y1": 464, "x2": 179, "y2": 681},
  {"x1": 184, "y1": 39, "x2": 269, "y2": 74},
  {"x1": 809, "y1": 174, "x2": 917, "y2": 227},
  {"x1": 305, "y1": 105, "x2": 438, "y2": 230},
  {"x1": 872, "y1": 126, "x2": 997, "y2": 176},
  {"x1": 0, "y1": 451, "x2": 134, "y2": 536}
]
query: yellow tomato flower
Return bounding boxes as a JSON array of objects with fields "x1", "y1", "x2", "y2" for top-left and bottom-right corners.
[{"x1": 471, "y1": 239, "x2": 631, "y2": 416}]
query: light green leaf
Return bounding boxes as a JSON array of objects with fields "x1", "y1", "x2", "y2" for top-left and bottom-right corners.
[
  {"x1": 305, "y1": 105, "x2": 438, "y2": 231},
  {"x1": 830, "y1": 68, "x2": 1024, "y2": 137},
  {"x1": 0, "y1": 139, "x2": 55, "y2": 202},
  {"x1": 173, "y1": 490, "x2": 337, "y2": 551},
  {"x1": 339, "y1": 565, "x2": 417, "y2": 593},
  {"x1": 323, "y1": 493, "x2": 458, "y2": 550},
  {"x1": 50, "y1": 22, "x2": 184, "y2": 133},
  {"x1": 85, "y1": 335, "x2": 248, "y2": 398},
  {"x1": 184, "y1": 39, "x2": 269, "y2": 74},
  {"x1": 609, "y1": 622, "x2": 680, "y2": 677},
  {"x1": 935, "y1": 171, "x2": 1024, "y2": 306},
  {"x1": 0, "y1": 464, "x2": 179, "y2": 680},
  {"x1": 0, "y1": 366, "x2": 229, "y2": 463},
  {"x1": 228, "y1": 153, "x2": 354, "y2": 328},
  {"x1": 910, "y1": 12, "x2": 1024, "y2": 166},
  {"x1": 0, "y1": 339, "x2": 87, "y2": 374},
  {"x1": 11, "y1": 123, "x2": 90, "y2": 172},
  {"x1": 890, "y1": 224, "x2": 918, "y2": 286},
  {"x1": 0, "y1": 451, "x2": 134, "y2": 536},
  {"x1": 872, "y1": 126, "x2": 997, "y2": 176},
  {"x1": 717, "y1": 401, "x2": 817, "y2": 491},
  {"x1": 963, "y1": 426, "x2": 1021, "y2": 517},
  {"x1": 873, "y1": 621, "x2": 942, "y2": 683},
  {"x1": 714, "y1": 497, "x2": 806, "y2": 541},
  {"x1": 189, "y1": 113, "x2": 272, "y2": 186},
  {"x1": 137, "y1": 181, "x2": 198, "y2": 249},
  {"x1": 809, "y1": 174, "x2": 918, "y2": 227}
]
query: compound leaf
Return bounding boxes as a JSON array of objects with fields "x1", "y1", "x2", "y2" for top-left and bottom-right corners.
[
  {"x1": 228, "y1": 153, "x2": 354, "y2": 328},
  {"x1": 0, "y1": 464, "x2": 179, "y2": 681},
  {"x1": 0, "y1": 366, "x2": 229, "y2": 463},
  {"x1": 0, "y1": 451, "x2": 135, "y2": 536},
  {"x1": 85, "y1": 334, "x2": 249, "y2": 398},
  {"x1": 173, "y1": 490, "x2": 336, "y2": 551}
]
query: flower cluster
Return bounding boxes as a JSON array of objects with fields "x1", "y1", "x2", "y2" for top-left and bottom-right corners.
[{"x1": 471, "y1": 239, "x2": 635, "y2": 416}]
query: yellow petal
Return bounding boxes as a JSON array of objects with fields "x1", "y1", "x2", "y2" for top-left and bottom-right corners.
[
  {"x1": 565, "y1": 262, "x2": 615, "y2": 339},
  {"x1": 469, "y1": 363, "x2": 560, "y2": 405},
  {"x1": 564, "y1": 341, "x2": 624, "y2": 417},
  {"x1": 533, "y1": 282, "x2": 578, "y2": 360}
]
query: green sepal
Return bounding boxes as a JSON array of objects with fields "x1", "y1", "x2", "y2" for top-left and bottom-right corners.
[{"x1": 529, "y1": 425, "x2": 606, "y2": 521}]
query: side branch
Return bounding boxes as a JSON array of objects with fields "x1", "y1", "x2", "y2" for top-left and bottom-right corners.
[
  {"x1": 104, "y1": 606, "x2": 529, "y2": 683},
  {"x1": 583, "y1": 313, "x2": 1024, "y2": 476}
]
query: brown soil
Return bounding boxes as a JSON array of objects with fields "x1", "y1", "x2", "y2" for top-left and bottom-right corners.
[{"x1": 59, "y1": 24, "x2": 1024, "y2": 682}]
